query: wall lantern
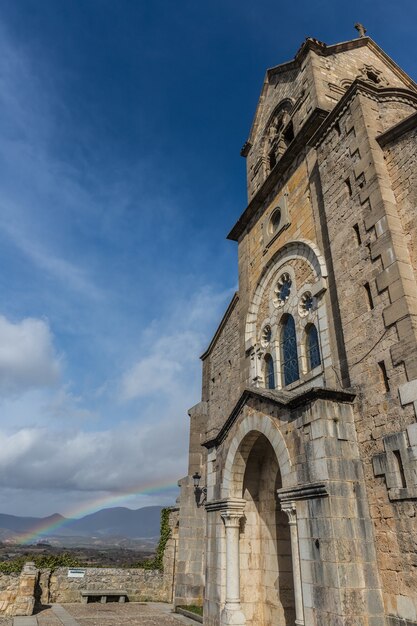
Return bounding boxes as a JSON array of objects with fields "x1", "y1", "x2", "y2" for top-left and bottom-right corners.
[{"x1": 192, "y1": 472, "x2": 207, "y2": 507}]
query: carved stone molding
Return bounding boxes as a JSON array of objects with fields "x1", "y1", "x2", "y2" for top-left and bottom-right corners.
[
  {"x1": 280, "y1": 500, "x2": 297, "y2": 525},
  {"x1": 205, "y1": 497, "x2": 246, "y2": 515},
  {"x1": 277, "y1": 482, "x2": 328, "y2": 503}
]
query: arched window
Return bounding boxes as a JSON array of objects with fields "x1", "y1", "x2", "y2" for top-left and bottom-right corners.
[
  {"x1": 306, "y1": 324, "x2": 321, "y2": 371},
  {"x1": 281, "y1": 315, "x2": 299, "y2": 386},
  {"x1": 264, "y1": 354, "x2": 275, "y2": 389}
]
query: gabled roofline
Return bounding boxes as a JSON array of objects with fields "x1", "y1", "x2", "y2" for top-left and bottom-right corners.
[
  {"x1": 200, "y1": 292, "x2": 239, "y2": 361},
  {"x1": 244, "y1": 36, "x2": 417, "y2": 155},
  {"x1": 202, "y1": 385, "x2": 356, "y2": 449},
  {"x1": 267, "y1": 37, "x2": 417, "y2": 91}
]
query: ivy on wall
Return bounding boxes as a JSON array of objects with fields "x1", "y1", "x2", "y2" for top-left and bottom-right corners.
[{"x1": 139, "y1": 507, "x2": 171, "y2": 571}]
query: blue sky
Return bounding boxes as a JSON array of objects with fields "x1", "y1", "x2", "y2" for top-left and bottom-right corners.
[{"x1": 0, "y1": 0, "x2": 415, "y2": 517}]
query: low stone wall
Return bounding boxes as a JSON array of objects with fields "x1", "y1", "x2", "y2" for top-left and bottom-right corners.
[
  {"x1": 0, "y1": 507, "x2": 180, "y2": 615},
  {"x1": 0, "y1": 563, "x2": 38, "y2": 617},
  {"x1": 48, "y1": 567, "x2": 168, "y2": 603},
  {"x1": 0, "y1": 564, "x2": 173, "y2": 614},
  {"x1": 0, "y1": 573, "x2": 20, "y2": 616}
]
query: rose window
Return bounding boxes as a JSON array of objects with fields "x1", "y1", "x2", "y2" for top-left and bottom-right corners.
[
  {"x1": 299, "y1": 292, "x2": 314, "y2": 317},
  {"x1": 273, "y1": 273, "x2": 292, "y2": 307}
]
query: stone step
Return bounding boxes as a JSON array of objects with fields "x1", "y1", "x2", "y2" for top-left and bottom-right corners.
[
  {"x1": 13, "y1": 618, "x2": 38, "y2": 626},
  {"x1": 51, "y1": 605, "x2": 81, "y2": 626}
]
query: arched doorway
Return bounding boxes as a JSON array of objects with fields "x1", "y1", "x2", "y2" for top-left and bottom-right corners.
[{"x1": 236, "y1": 432, "x2": 296, "y2": 626}]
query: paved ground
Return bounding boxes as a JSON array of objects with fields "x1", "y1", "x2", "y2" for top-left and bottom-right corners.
[{"x1": 11, "y1": 603, "x2": 197, "y2": 626}]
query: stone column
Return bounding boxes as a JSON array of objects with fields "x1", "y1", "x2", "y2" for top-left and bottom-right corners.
[
  {"x1": 220, "y1": 500, "x2": 246, "y2": 626},
  {"x1": 281, "y1": 501, "x2": 304, "y2": 626}
]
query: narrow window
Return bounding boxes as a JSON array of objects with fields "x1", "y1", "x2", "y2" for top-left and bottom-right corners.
[
  {"x1": 393, "y1": 450, "x2": 407, "y2": 488},
  {"x1": 281, "y1": 315, "x2": 299, "y2": 386},
  {"x1": 353, "y1": 223, "x2": 362, "y2": 245},
  {"x1": 264, "y1": 354, "x2": 275, "y2": 390},
  {"x1": 269, "y1": 149, "x2": 277, "y2": 170},
  {"x1": 345, "y1": 177, "x2": 352, "y2": 196},
  {"x1": 283, "y1": 122, "x2": 294, "y2": 146},
  {"x1": 378, "y1": 360, "x2": 390, "y2": 392},
  {"x1": 334, "y1": 121, "x2": 341, "y2": 136},
  {"x1": 306, "y1": 324, "x2": 321, "y2": 371},
  {"x1": 364, "y1": 282, "x2": 374, "y2": 310}
]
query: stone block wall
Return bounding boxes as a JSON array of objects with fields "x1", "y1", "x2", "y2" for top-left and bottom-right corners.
[
  {"x1": 313, "y1": 84, "x2": 417, "y2": 622},
  {"x1": 202, "y1": 294, "x2": 241, "y2": 440},
  {"x1": 0, "y1": 564, "x2": 173, "y2": 614},
  {"x1": 48, "y1": 567, "x2": 167, "y2": 603},
  {"x1": 0, "y1": 562, "x2": 40, "y2": 617},
  {"x1": 0, "y1": 572, "x2": 20, "y2": 616},
  {"x1": 174, "y1": 402, "x2": 206, "y2": 608}
]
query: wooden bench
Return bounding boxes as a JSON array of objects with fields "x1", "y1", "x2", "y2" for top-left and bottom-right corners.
[{"x1": 80, "y1": 590, "x2": 128, "y2": 604}]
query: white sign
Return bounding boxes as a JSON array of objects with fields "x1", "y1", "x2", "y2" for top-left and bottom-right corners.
[{"x1": 68, "y1": 568, "x2": 86, "y2": 578}]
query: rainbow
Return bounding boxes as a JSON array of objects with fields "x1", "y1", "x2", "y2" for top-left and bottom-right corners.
[{"x1": 15, "y1": 479, "x2": 179, "y2": 545}]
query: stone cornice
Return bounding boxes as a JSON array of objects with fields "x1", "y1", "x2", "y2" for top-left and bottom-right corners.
[
  {"x1": 205, "y1": 497, "x2": 246, "y2": 513},
  {"x1": 277, "y1": 482, "x2": 328, "y2": 502},
  {"x1": 377, "y1": 111, "x2": 417, "y2": 147},
  {"x1": 202, "y1": 386, "x2": 356, "y2": 449},
  {"x1": 310, "y1": 80, "x2": 417, "y2": 149},
  {"x1": 227, "y1": 108, "x2": 328, "y2": 242}
]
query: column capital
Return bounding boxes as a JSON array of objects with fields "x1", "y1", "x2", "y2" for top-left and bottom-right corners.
[
  {"x1": 219, "y1": 498, "x2": 246, "y2": 527},
  {"x1": 280, "y1": 500, "x2": 297, "y2": 525},
  {"x1": 221, "y1": 511, "x2": 243, "y2": 528}
]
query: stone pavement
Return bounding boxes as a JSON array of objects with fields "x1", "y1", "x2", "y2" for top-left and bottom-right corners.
[{"x1": 12, "y1": 603, "x2": 197, "y2": 626}]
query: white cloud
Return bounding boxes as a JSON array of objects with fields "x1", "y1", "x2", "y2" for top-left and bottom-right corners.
[
  {"x1": 0, "y1": 284, "x2": 233, "y2": 511},
  {"x1": 0, "y1": 418, "x2": 188, "y2": 494},
  {"x1": 120, "y1": 285, "x2": 234, "y2": 401},
  {"x1": 0, "y1": 315, "x2": 60, "y2": 394},
  {"x1": 120, "y1": 331, "x2": 199, "y2": 400}
]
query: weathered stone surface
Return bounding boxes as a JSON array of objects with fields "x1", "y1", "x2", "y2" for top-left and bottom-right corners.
[{"x1": 48, "y1": 567, "x2": 168, "y2": 604}]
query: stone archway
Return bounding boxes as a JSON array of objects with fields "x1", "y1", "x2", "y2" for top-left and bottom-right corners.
[
  {"x1": 239, "y1": 433, "x2": 295, "y2": 626},
  {"x1": 219, "y1": 414, "x2": 304, "y2": 626}
]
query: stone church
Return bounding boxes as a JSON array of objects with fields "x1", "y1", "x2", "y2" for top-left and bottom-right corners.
[{"x1": 173, "y1": 30, "x2": 417, "y2": 626}]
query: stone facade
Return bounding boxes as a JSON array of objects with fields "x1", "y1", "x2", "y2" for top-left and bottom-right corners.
[{"x1": 174, "y1": 34, "x2": 417, "y2": 625}]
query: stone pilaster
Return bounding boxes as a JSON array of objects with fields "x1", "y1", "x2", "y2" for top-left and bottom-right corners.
[{"x1": 280, "y1": 501, "x2": 305, "y2": 626}]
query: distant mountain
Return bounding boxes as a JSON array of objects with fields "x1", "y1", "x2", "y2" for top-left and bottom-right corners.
[
  {"x1": 68, "y1": 506, "x2": 163, "y2": 538},
  {"x1": 0, "y1": 513, "x2": 65, "y2": 534},
  {"x1": 0, "y1": 506, "x2": 163, "y2": 542}
]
